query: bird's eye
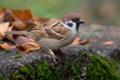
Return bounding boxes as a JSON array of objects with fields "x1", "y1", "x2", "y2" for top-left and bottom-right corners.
[{"x1": 66, "y1": 23, "x2": 73, "y2": 27}]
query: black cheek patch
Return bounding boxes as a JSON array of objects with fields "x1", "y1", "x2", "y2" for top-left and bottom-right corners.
[{"x1": 66, "y1": 23, "x2": 73, "y2": 27}]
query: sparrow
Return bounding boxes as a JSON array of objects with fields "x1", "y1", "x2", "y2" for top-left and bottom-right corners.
[
  {"x1": 37, "y1": 18, "x2": 84, "y2": 50},
  {"x1": 43, "y1": 13, "x2": 84, "y2": 43},
  {"x1": 36, "y1": 18, "x2": 84, "y2": 63}
]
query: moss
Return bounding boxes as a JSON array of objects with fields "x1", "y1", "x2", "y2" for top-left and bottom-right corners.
[
  {"x1": 7, "y1": 54, "x2": 120, "y2": 80},
  {"x1": 10, "y1": 60, "x2": 83, "y2": 80},
  {"x1": 87, "y1": 54, "x2": 120, "y2": 80},
  {"x1": 0, "y1": 76, "x2": 6, "y2": 80}
]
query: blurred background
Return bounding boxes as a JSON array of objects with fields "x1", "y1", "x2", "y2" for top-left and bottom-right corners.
[{"x1": 0, "y1": 0, "x2": 120, "y2": 26}]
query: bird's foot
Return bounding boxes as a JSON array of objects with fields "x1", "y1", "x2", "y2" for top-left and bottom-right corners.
[{"x1": 48, "y1": 49, "x2": 57, "y2": 64}]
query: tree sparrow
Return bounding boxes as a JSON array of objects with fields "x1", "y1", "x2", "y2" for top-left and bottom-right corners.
[
  {"x1": 37, "y1": 18, "x2": 84, "y2": 50},
  {"x1": 37, "y1": 18, "x2": 84, "y2": 63}
]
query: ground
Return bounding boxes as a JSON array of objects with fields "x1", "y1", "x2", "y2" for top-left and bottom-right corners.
[{"x1": 79, "y1": 24, "x2": 120, "y2": 47}]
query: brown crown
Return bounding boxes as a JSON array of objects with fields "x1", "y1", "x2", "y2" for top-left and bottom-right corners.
[{"x1": 61, "y1": 13, "x2": 81, "y2": 22}]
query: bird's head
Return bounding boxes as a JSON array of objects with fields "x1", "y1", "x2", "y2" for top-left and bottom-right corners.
[{"x1": 62, "y1": 13, "x2": 84, "y2": 31}]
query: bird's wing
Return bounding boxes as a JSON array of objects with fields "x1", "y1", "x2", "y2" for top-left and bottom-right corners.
[{"x1": 44, "y1": 27, "x2": 64, "y2": 39}]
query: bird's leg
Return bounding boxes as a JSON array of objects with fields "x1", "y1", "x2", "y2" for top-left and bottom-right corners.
[{"x1": 48, "y1": 49, "x2": 57, "y2": 64}]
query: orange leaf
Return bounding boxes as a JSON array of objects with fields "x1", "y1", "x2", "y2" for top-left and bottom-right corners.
[
  {"x1": 72, "y1": 37, "x2": 81, "y2": 45},
  {"x1": 12, "y1": 9, "x2": 33, "y2": 21},
  {"x1": 18, "y1": 42, "x2": 40, "y2": 53},
  {"x1": 0, "y1": 11, "x2": 4, "y2": 21},
  {"x1": 79, "y1": 39, "x2": 89, "y2": 45},
  {"x1": 0, "y1": 43, "x2": 10, "y2": 50},
  {"x1": 0, "y1": 22, "x2": 9, "y2": 39},
  {"x1": 103, "y1": 40, "x2": 115, "y2": 46}
]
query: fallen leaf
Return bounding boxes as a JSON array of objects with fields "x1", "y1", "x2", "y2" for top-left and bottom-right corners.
[
  {"x1": 0, "y1": 11, "x2": 4, "y2": 21},
  {"x1": 79, "y1": 39, "x2": 89, "y2": 45},
  {"x1": 0, "y1": 43, "x2": 16, "y2": 50},
  {"x1": 12, "y1": 9, "x2": 33, "y2": 21},
  {"x1": 0, "y1": 43, "x2": 10, "y2": 50},
  {"x1": 12, "y1": 20, "x2": 27, "y2": 30},
  {"x1": 3, "y1": 10, "x2": 15, "y2": 22},
  {"x1": 103, "y1": 40, "x2": 115, "y2": 46},
  {"x1": 72, "y1": 37, "x2": 81, "y2": 45},
  {"x1": 0, "y1": 8, "x2": 9, "y2": 22},
  {"x1": 0, "y1": 22, "x2": 9, "y2": 39},
  {"x1": 18, "y1": 42, "x2": 40, "y2": 53},
  {"x1": 72, "y1": 37, "x2": 89, "y2": 45},
  {"x1": 15, "y1": 36, "x2": 40, "y2": 52}
]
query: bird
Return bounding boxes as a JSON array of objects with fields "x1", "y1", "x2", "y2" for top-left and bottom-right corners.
[
  {"x1": 43, "y1": 13, "x2": 84, "y2": 45},
  {"x1": 36, "y1": 18, "x2": 84, "y2": 63},
  {"x1": 39, "y1": 19, "x2": 84, "y2": 49}
]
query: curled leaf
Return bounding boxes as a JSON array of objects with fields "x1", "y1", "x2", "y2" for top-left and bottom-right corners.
[
  {"x1": 79, "y1": 39, "x2": 89, "y2": 45},
  {"x1": 72, "y1": 37, "x2": 81, "y2": 45},
  {"x1": 103, "y1": 40, "x2": 115, "y2": 46},
  {"x1": 15, "y1": 36, "x2": 40, "y2": 52},
  {"x1": 72, "y1": 37, "x2": 89, "y2": 45}
]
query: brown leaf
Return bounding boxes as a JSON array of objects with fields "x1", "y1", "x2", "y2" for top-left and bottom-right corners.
[
  {"x1": 0, "y1": 43, "x2": 16, "y2": 50},
  {"x1": 12, "y1": 20, "x2": 27, "y2": 30},
  {"x1": 0, "y1": 43, "x2": 10, "y2": 50},
  {"x1": 3, "y1": 10, "x2": 15, "y2": 22},
  {"x1": 72, "y1": 37, "x2": 81, "y2": 45},
  {"x1": 79, "y1": 39, "x2": 89, "y2": 45},
  {"x1": 12, "y1": 9, "x2": 33, "y2": 21},
  {"x1": 0, "y1": 11, "x2": 4, "y2": 22},
  {"x1": 72, "y1": 37, "x2": 89, "y2": 45},
  {"x1": 15, "y1": 36, "x2": 40, "y2": 52},
  {"x1": 103, "y1": 40, "x2": 115, "y2": 46},
  {"x1": 0, "y1": 22, "x2": 9, "y2": 39}
]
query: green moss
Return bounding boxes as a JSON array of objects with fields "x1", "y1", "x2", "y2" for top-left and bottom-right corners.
[
  {"x1": 10, "y1": 60, "x2": 83, "y2": 80},
  {"x1": 0, "y1": 76, "x2": 6, "y2": 80},
  {"x1": 8, "y1": 54, "x2": 120, "y2": 80},
  {"x1": 87, "y1": 55, "x2": 120, "y2": 80}
]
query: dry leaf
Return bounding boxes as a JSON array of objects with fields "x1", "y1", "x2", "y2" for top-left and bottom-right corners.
[
  {"x1": 103, "y1": 40, "x2": 115, "y2": 46},
  {"x1": 3, "y1": 10, "x2": 15, "y2": 22},
  {"x1": 0, "y1": 43, "x2": 10, "y2": 50},
  {"x1": 72, "y1": 37, "x2": 89, "y2": 45},
  {"x1": 72, "y1": 37, "x2": 81, "y2": 45},
  {"x1": 12, "y1": 20, "x2": 27, "y2": 30},
  {"x1": 0, "y1": 43, "x2": 16, "y2": 50},
  {"x1": 12, "y1": 9, "x2": 33, "y2": 21},
  {"x1": 79, "y1": 39, "x2": 89, "y2": 45},
  {"x1": 0, "y1": 11, "x2": 4, "y2": 21},
  {"x1": 18, "y1": 42, "x2": 40, "y2": 53},
  {"x1": 15, "y1": 36, "x2": 40, "y2": 52},
  {"x1": 0, "y1": 22, "x2": 9, "y2": 39}
]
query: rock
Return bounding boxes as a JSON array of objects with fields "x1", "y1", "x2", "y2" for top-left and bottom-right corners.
[{"x1": 0, "y1": 45, "x2": 119, "y2": 79}]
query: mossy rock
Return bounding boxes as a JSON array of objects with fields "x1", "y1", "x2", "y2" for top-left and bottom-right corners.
[{"x1": 0, "y1": 46, "x2": 119, "y2": 80}]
